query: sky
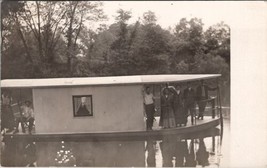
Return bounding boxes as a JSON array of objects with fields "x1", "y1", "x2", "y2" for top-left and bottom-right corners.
[{"x1": 101, "y1": 1, "x2": 236, "y2": 30}]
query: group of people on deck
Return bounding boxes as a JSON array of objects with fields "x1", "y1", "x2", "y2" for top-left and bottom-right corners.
[
  {"x1": 143, "y1": 80, "x2": 218, "y2": 130},
  {"x1": 1, "y1": 91, "x2": 35, "y2": 134}
]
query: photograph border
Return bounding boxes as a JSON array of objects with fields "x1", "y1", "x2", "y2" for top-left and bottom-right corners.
[{"x1": 72, "y1": 95, "x2": 93, "y2": 117}]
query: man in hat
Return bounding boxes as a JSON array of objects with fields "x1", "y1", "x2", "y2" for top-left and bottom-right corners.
[
  {"x1": 183, "y1": 82, "x2": 196, "y2": 125},
  {"x1": 196, "y1": 80, "x2": 218, "y2": 120}
]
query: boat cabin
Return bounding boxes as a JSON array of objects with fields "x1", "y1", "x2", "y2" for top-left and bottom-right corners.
[{"x1": 1, "y1": 74, "x2": 221, "y2": 134}]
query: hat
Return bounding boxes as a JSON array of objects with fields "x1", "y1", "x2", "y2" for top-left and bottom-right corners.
[{"x1": 168, "y1": 86, "x2": 176, "y2": 92}]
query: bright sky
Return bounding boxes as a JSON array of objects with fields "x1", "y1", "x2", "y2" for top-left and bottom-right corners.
[{"x1": 101, "y1": 1, "x2": 237, "y2": 30}]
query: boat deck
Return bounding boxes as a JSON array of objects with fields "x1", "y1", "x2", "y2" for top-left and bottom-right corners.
[{"x1": 152, "y1": 116, "x2": 215, "y2": 130}]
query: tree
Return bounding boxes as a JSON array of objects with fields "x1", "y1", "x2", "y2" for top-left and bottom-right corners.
[
  {"x1": 1, "y1": 1, "x2": 106, "y2": 78},
  {"x1": 142, "y1": 11, "x2": 157, "y2": 25},
  {"x1": 53, "y1": 1, "x2": 106, "y2": 75},
  {"x1": 1, "y1": 1, "x2": 37, "y2": 79},
  {"x1": 193, "y1": 52, "x2": 230, "y2": 105},
  {"x1": 109, "y1": 9, "x2": 134, "y2": 75},
  {"x1": 1, "y1": 1, "x2": 25, "y2": 52},
  {"x1": 170, "y1": 18, "x2": 205, "y2": 73},
  {"x1": 2, "y1": 5, "x2": 231, "y2": 105},
  {"x1": 204, "y1": 22, "x2": 230, "y2": 64},
  {"x1": 2, "y1": 1, "x2": 70, "y2": 77},
  {"x1": 134, "y1": 23, "x2": 171, "y2": 74}
]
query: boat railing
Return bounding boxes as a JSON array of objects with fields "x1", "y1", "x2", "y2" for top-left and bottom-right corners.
[
  {"x1": 194, "y1": 96, "x2": 222, "y2": 126},
  {"x1": 196, "y1": 95, "x2": 223, "y2": 128},
  {"x1": 195, "y1": 97, "x2": 219, "y2": 118}
]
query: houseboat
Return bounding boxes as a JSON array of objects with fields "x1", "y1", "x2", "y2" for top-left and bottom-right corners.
[{"x1": 1, "y1": 74, "x2": 222, "y2": 142}]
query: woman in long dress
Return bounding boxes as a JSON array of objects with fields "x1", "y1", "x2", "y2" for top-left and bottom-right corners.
[
  {"x1": 159, "y1": 87, "x2": 176, "y2": 128},
  {"x1": 169, "y1": 85, "x2": 187, "y2": 127}
]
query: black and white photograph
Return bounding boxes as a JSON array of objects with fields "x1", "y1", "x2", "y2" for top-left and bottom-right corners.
[
  {"x1": 1, "y1": 1, "x2": 267, "y2": 167},
  {"x1": 73, "y1": 95, "x2": 93, "y2": 117}
]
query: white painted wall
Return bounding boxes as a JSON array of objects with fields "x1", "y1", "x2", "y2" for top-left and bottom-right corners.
[{"x1": 33, "y1": 85, "x2": 145, "y2": 133}]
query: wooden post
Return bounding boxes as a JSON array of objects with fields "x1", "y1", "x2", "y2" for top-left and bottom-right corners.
[
  {"x1": 212, "y1": 135, "x2": 215, "y2": 152},
  {"x1": 211, "y1": 98, "x2": 215, "y2": 119},
  {"x1": 216, "y1": 79, "x2": 223, "y2": 129}
]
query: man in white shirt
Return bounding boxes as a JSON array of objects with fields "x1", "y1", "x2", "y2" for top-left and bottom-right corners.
[{"x1": 143, "y1": 86, "x2": 155, "y2": 130}]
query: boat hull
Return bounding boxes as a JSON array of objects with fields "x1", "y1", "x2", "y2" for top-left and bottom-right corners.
[{"x1": 3, "y1": 118, "x2": 220, "y2": 142}]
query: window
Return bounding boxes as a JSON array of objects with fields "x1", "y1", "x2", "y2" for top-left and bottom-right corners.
[{"x1": 73, "y1": 95, "x2": 93, "y2": 117}]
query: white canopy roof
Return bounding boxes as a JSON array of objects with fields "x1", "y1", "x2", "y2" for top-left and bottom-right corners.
[{"x1": 1, "y1": 74, "x2": 221, "y2": 88}]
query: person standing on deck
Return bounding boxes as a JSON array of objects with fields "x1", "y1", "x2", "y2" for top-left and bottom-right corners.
[
  {"x1": 21, "y1": 101, "x2": 35, "y2": 134},
  {"x1": 183, "y1": 82, "x2": 196, "y2": 125},
  {"x1": 15, "y1": 102, "x2": 26, "y2": 133},
  {"x1": 169, "y1": 85, "x2": 186, "y2": 127},
  {"x1": 143, "y1": 86, "x2": 155, "y2": 130},
  {"x1": 159, "y1": 87, "x2": 176, "y2": 128},
  {"x1": 196, "y1": 80, "x2": 218, "y2": 120},
  {"x1": 1, "y1": 92, "x2": 15, "y2": 133}
]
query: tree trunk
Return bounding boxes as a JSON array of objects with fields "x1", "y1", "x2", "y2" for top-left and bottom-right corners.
[
  {"x1": 35, "y1": 1, "x2": 44, "y2": 63},
  {"x1": 13, "y1": 14, "x2": 33, "y2": 64},
  {"x1": 66, "y1": 2, "x2": 79, "y2": 75}
]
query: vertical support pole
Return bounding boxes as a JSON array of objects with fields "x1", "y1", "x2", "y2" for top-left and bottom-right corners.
[
  {"x1": 212, "y1": 135, "x2": 215, "y2": 152},
  {"x1": 217, "y1": 78, "x2": 224, "y2": 129},
  {"x1": 216, "y1": 78, "x2": 224, "y2": 149},
  {"x1": 211, "y1": 98, "x2": 215, "y2": 119},
  {"x1": 153, "y1": 84, "x2": 155, "y2": 96}
]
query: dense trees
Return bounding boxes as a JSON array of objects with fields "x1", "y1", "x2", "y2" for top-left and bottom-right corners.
[
  {"x1": 1, "y1": 1, "x2": 105, "y2": 77},
  {"x1": 1, "y1": 2, "x2": 230, "y2": 105}
]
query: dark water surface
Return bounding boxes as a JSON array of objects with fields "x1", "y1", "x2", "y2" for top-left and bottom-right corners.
[{"x1": 1, "y1": 119, "x2": 229, "y2": 167}]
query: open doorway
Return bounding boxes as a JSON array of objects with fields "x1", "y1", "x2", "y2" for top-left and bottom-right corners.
[{"x1": 1, "y1": 88, "x2": 34, "y2": 134}]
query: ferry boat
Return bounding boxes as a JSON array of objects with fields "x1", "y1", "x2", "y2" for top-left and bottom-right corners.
[{"x1": 1, "y1": 74, "x2": 223, "y2": 142}]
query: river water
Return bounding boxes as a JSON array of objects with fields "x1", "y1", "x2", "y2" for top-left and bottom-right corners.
[{"x1": 1, "y1": 118, "x2": 230, "y2": 167}]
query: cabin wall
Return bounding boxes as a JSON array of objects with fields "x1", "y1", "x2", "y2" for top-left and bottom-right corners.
[{"x1": 33, "y1": 85, "x2": 145, "y2": 133}]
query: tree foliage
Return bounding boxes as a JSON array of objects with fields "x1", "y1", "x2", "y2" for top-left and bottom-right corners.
[
  {"x1": 1, "y1": 3, "x2": 230, "y2": 105},
  {"x1": 1, "y1": 1, "x2": 105, "y2": 77}
]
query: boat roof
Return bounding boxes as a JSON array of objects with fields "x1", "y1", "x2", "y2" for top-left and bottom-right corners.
[{"x1": 1, "y1": 74, "x2": 221, "y2": 88}]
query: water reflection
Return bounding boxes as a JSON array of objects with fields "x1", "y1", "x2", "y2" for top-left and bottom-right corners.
[
  {"x1": 2, "y1": 128, "x2": 223, "y2": 167},
  {"x1": 175, "y1": 139, "x2": 188, "y2": 167},
  {"x1": 35, "y1": 140, "x2": 146, "y2": 167},
  {"x1": 1, "y1": 139, "x2": 36, "y2": 167},
  {"x1": 185, "y1": 139, "x2": 197, "y2": 167},
  {"x1": 146, "y1": 139, "x2": 156, "y2": 167},
  {"x1": 196, "y1": 138, "x2": 210, "y2": 167},
  {"x1": 160, "y1": 136, "x2": 177, "y2": 167}
]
